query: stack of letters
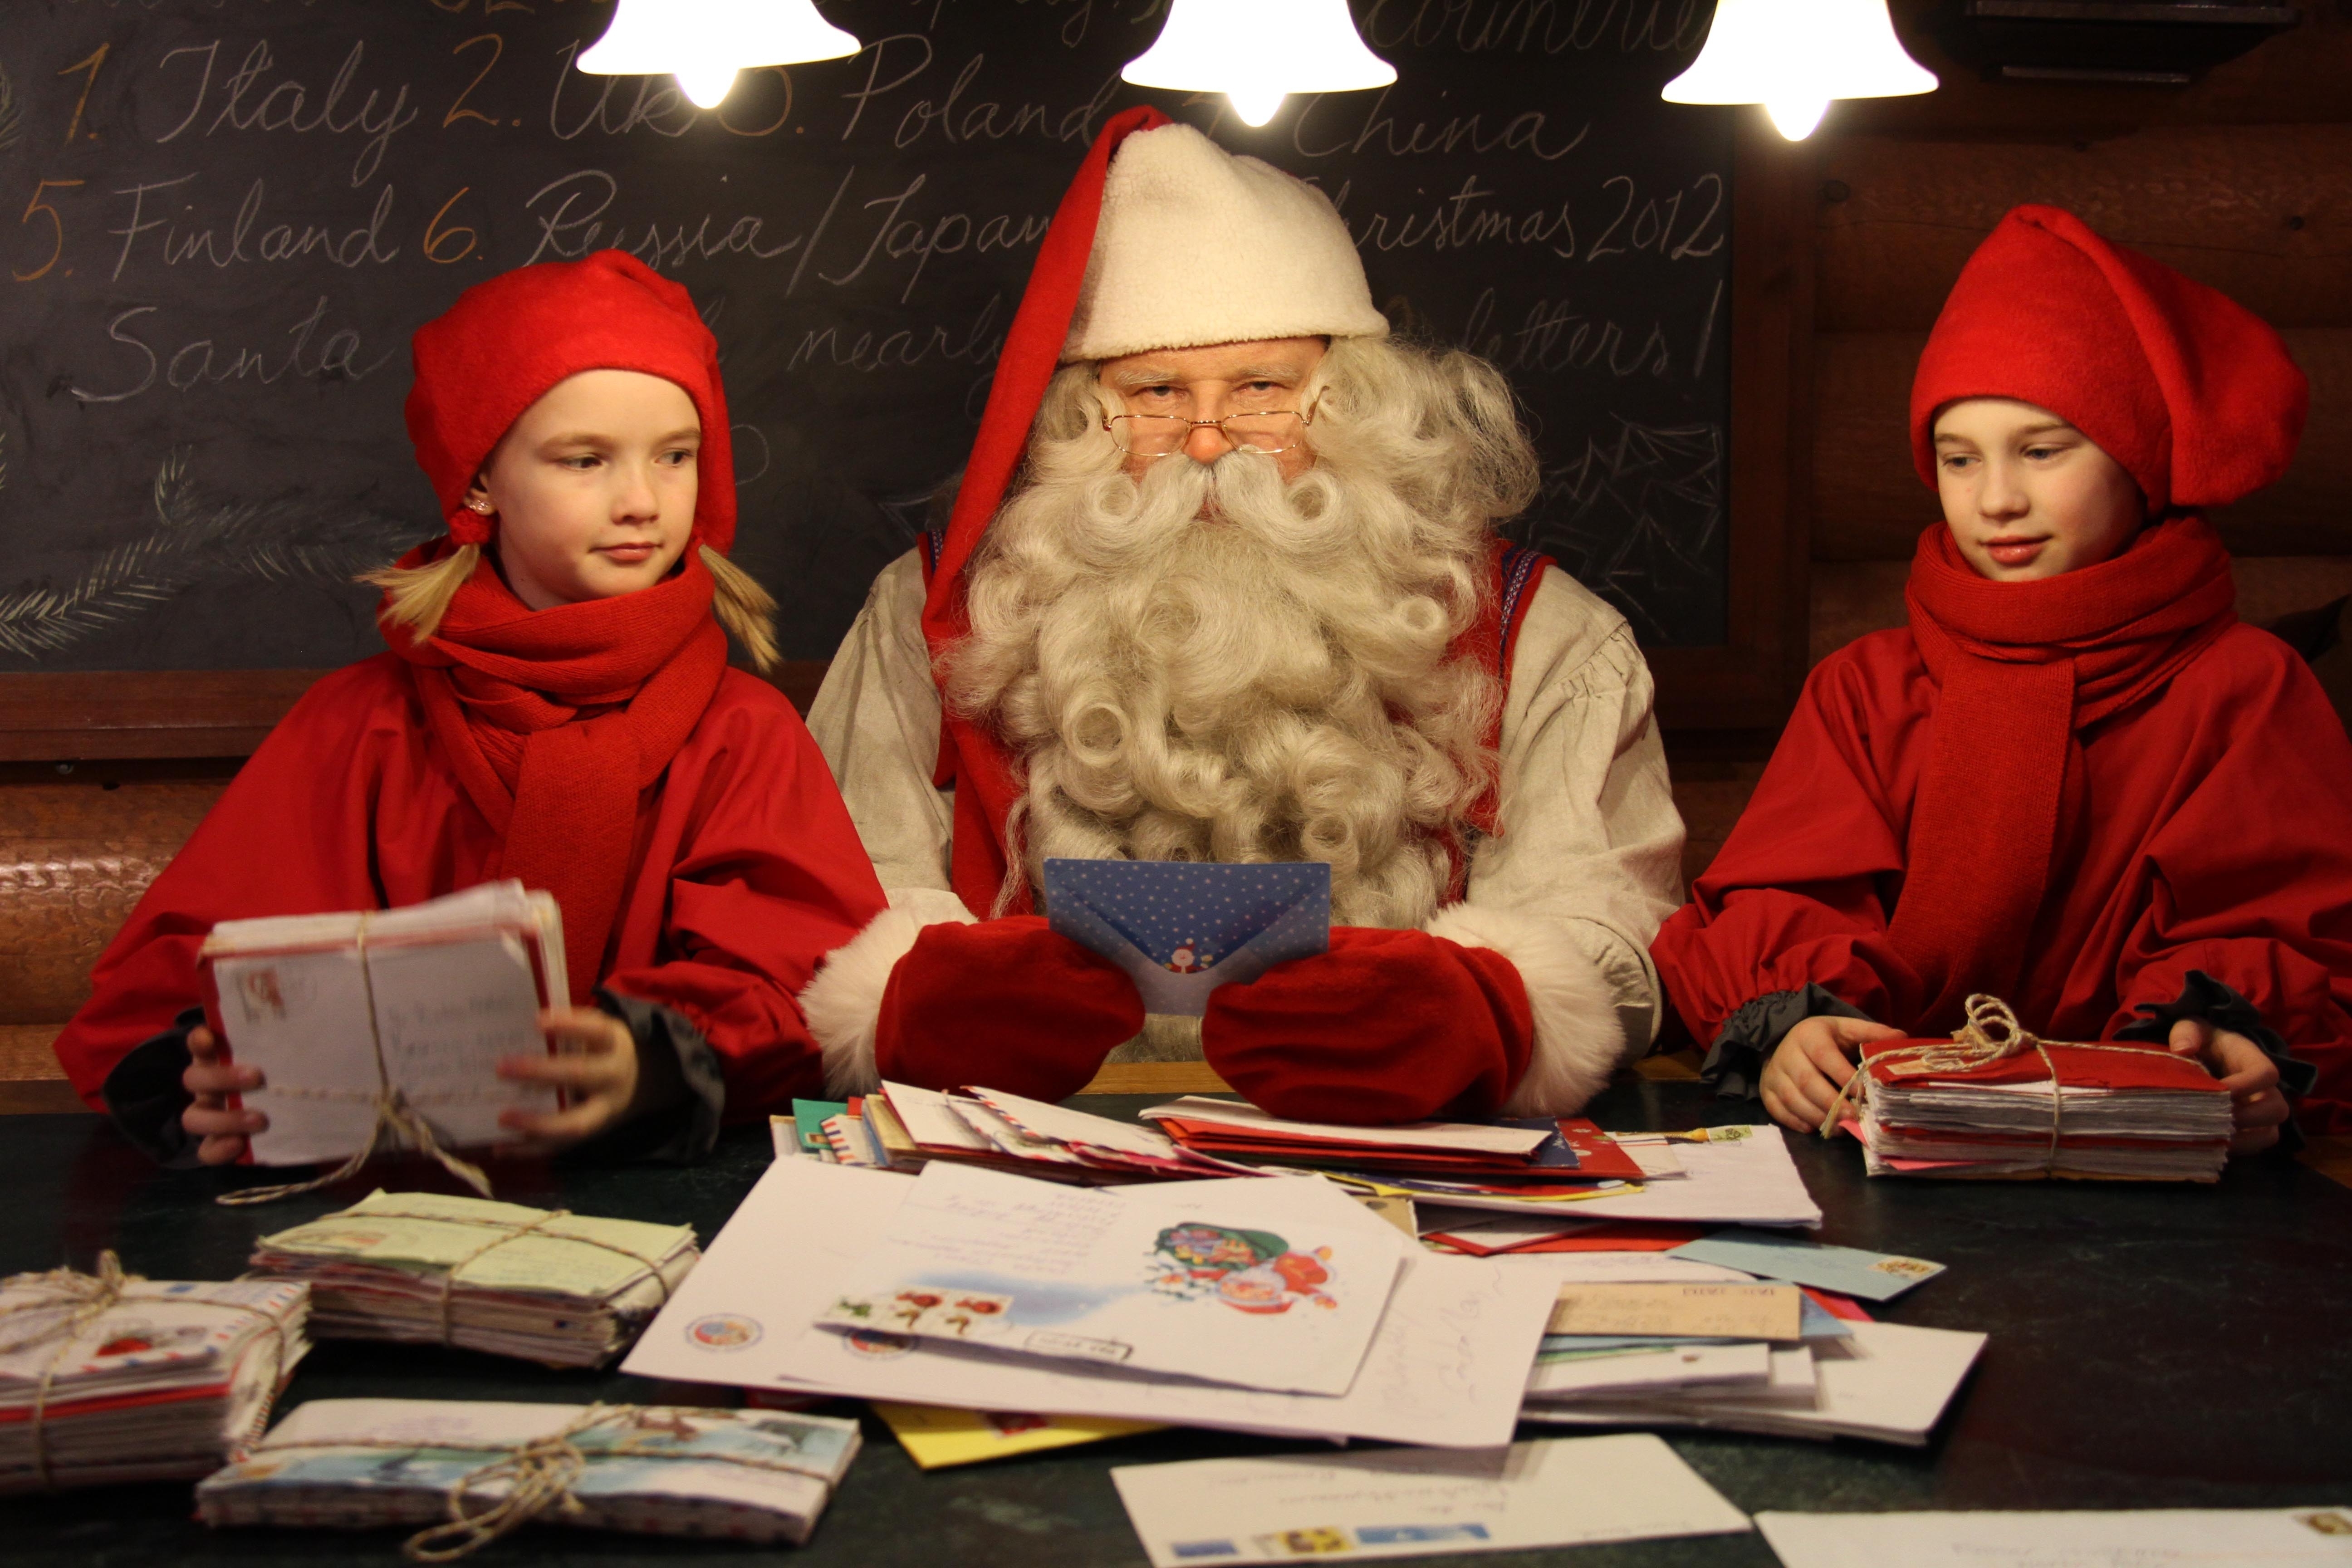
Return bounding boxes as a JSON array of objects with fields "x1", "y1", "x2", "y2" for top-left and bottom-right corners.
[
  {"x1": 1138, "y1": 1098, "x2": 1651, "y2": 1185},
  {"x1": 628, "y1": 1158, "x2": 1563, "y2": 1448},
  {"x1": 246, "y1": 1191, "x2": 698, "y2": 1367},
  {"x1": 199, "y1": 882, "x2": 568, "y2": 1171},
  {"x1": 789, "y1": 1084, "x2": 1264, "y2": 1181},
  {"x1": 198, "y1": 1399, "x2": 861, "y2": 1546},
  {"x1": 1849, "y1": 1037, "x2": 2234, "y2": 1181},
  {"x1": 0, "y1": 1273, "x2": 310, "y2": 1493},
  {"x1": 1514, "y1": 1231, "x2": 1980, "y2": 1445},
  {"x1": 641, "y1": 1120, "x2": 1989, "y2": 1453}
]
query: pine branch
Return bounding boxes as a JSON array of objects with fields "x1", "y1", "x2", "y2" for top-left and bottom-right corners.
[
  {"x1": 0, "y1": 54, "x2": 20, "y2": 154},
  {"x1": 0, "y1": 450, "x2": 422, "y2": 660}
]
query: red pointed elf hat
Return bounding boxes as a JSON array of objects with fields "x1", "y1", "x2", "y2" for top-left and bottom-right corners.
[
  {"x1": 918, "y1": 106, "x2": 1166, "y2": 650},
  {"x1": 1910, "y1": 205, "x2": 2306, "y2": 515},
  {"x1": 915, "y1": 106, "x2": 1167, "y2": 913},
  {"x1": 406, "y1": 250, "x2": 739, "y2": 555}
]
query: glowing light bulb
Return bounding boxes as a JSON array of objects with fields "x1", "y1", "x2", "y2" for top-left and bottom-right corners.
[
  {"x1": 1766, "y1": 95, "x2": 1828, "y2": 140},
  {"x1": 1662, "y1": 0, "x2": 1935, "y2": 142},
  {"x1": 1228, "y1": 86, "x2": 1286, "y2": 127},
  {"x1": 677, "y1": 64, "x2": 740, "y2": 109},
  {"x1": 1122, "y1": 0, "x2": 1392, "y2": 127},
  {"x1": 576, "y1": 1, "x2": 862, "y2": 110}
]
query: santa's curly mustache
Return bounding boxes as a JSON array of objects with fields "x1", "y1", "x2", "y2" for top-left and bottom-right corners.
[{"x1": 946, "y1": 336, "x2": 1538, "y2": 928}]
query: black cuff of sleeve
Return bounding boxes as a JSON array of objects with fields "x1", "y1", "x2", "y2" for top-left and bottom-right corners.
[
  {"x1": 2117, "y1": 970, "x2": 2313, "y2": 1154},
  {"x1": 1700, "y1": 985, "x2": 1874, "y2": 1102},
  {"x1": 99, "y1": 1008, "x2": 205, "y2": 1167},
  {"x1": 570, "y1": 990, "x2": 726, "y2": 1164}
]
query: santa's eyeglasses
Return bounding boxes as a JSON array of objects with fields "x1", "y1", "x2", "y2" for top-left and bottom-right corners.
[{"x1": 1100, "y1": 396, "x2": 1322, "y2": 459}]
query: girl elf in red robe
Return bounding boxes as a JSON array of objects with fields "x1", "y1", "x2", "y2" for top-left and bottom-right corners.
[
  {"x1": 54, "y1": 251, "x2": 886, "y2": 1165},
  {"x1": 1652, "y1": 205, "x2": 2352, "y2": 1152}
]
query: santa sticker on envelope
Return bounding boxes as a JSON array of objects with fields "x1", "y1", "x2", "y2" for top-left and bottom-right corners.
[{"x1": 1043, "y1": 859, "x2": 1331, "y2": 1016}]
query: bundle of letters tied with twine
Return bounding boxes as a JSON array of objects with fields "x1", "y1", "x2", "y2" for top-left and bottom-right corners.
[
  {"x1": 197, "y1": 1398, "x2": 865, "y2": 1558},
  {"x1": 243, "y1": 1191, "x2": 700, "y2": 1367},
  {"x1": 0, "y1": 1253, "x2": 310, "y2": 1493},
  {"x1": 1827, "y1": 995, "x2": 2237, "y2": 1181}
]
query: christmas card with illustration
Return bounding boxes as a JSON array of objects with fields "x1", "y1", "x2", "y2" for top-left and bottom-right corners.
[
  {"x1": 812, "y1": 1163, "x2": 1404, "y2": 1397},
  {"x1": 1043, "y1": 859, "x2": 1330, "y2": 1016}
]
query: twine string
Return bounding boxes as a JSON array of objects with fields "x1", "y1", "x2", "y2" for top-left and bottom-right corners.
[
  {"x1": 235, "y1": 1404, "x2": 822, "y2": 1562},
  {"x1": 253, "y1": 1205, "x2": 678, "y2": 1349},
  {"x1": 216, "y1": 915, "x2": 498, "y2": 1208},
  {"x1": 1822, "y1": 993, "x2": 2181, "y2": 1172},
  {"x1": 1, "y1": 1254, "x2": 293, "y2": 1491}
]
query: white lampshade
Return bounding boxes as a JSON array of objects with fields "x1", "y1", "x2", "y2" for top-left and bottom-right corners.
[
  {"x1": 1122, "y1": 0, "x2": 1396, "y2": 128},
  {"x1": 1663, "y1": 0, "x2": 1936, "y2": 140},
  {"x1": 577, "y1": 0, "x2": 862, "y2": 110}
]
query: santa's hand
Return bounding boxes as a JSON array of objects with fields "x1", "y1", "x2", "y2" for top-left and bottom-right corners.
[
  {"x1": 1201, "y1": 926, "x2": 1533, "y2": 1125},
  {"x1": 878, "y1": 916, "x2": 1144, "y2": 1100},
  {"x1": 2167, "y1": 1016, "x2": 2289, "y2": 1156}
]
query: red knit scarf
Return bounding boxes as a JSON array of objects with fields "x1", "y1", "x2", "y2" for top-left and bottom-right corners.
[
  {"x1": 1891, "y1": 516, "x2": 2237, "y2": 1025},
  {"x1": 383, "y1": 544, "x2": 728, "y2": 999}
]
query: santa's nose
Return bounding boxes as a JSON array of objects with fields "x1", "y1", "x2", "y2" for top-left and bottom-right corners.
[{"x1": 1182, "y1": 421, "x2": 1235, "y2": 464}]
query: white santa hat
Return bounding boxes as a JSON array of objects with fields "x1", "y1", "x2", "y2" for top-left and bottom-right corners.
[{"x1": 1062, "y1": 122, "x2": 1389, "y2": 362}]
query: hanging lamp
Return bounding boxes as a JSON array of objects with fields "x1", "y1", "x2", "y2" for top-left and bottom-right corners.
[
  {"x1": 1663, "y1": 0, "x2": 1937, "y2": 140},
  {"x1": 577, "y1": 0, "x2": 862, "y2": 111},
  {"x1": 1121, "y1": 0, "x2": 1396, "y2": 128}
]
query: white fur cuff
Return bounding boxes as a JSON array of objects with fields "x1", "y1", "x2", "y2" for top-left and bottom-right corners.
[
  {"x1": 799, "y1": 888, "x2": 976, "y2": 1096},
  {"x1": 1427, "y1": 903, "x2": 1628, "y2": 1117}
]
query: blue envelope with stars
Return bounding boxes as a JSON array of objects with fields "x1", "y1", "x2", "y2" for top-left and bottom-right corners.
[{"x1": 1042, "y1": 859, "x2": 1332, "y2": 1016}]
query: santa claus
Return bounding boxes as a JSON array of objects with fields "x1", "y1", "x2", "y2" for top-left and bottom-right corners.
[{"x1": 800, "y1": 109, "x2": 1685, "y2": 1124}]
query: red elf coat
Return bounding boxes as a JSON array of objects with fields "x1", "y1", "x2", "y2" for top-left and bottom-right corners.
[
  {"x1": 52, "y1": 655, "x2": 886, "y2": 1121},
  {"x1": 1652, "y1": 603, "x2": 2352, "y2": 1133}
]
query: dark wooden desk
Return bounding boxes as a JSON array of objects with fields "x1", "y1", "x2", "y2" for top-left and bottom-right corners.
[{"x1": 5, "y1": 1080, "x2": 2347, "y2": 1567}]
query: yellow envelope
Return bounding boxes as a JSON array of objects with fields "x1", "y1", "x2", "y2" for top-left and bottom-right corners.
[{"x1": 870, "y1": 1401, "x2": 1162, "y2": 1470}]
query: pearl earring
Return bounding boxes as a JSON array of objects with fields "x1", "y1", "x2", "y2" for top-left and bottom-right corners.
[{"x1": 466, "y1": 498, "x2": 493, "y2": 515}]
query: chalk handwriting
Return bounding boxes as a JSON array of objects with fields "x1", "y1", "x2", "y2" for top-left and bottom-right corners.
[
  {"x1": 1293, "y1": 84, "x2": 1588, "y2": 162},
  {"x1": 890, "y1": 54, "x2": 1122, "y2": 151},
  {"x1": 784, "y1": 291, "x2": 1006, "y2": 377},
  {"x1": 1459, "y1": 286, "x2": 1685, "y2": 381},
  {"x1": 69, "y1": 295, "x2": 392, "y2": 404},
  {"x1": 547, "y1": 41, "x2": 700, "y2": 140},
  {"x1": 107, "y1": 174, "x2": 399, "y2": 280},
  {"x1": 1360, "y1": 0, "x2": 1710, "y2": 55},
  {"x1": 814, "y1": 174, "x2": 1051, "y2": 302},
  {"x1": 521, "y1": 170, "x2": 803, "y2": 269},
  {"x1": 152, "y1": 39, "x2": 417, "y2": 187}
]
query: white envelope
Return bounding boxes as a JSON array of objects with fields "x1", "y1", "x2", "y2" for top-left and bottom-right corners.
[
  {"x1": 1113, "y1": 1435, "x2": 1752, "y2": 1567},
  {"x1": 1758, "y1": 1507, "x2": 2352, "y2": 1567}
]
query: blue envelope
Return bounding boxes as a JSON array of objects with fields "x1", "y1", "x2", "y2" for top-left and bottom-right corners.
[
  {"x1": 1667, "y1": 1228, "x2": 1946, "y2": 1302},
  {"x1": 1043, "y1": 858, "x2": 1331, "y2": 1016}
]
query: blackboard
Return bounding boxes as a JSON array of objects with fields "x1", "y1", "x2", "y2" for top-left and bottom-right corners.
[{"x1": 0, "y1": 0, "x2": 1730, "y2": 672}]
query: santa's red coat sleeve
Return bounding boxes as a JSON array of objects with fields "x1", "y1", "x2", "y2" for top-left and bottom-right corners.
[
  {"x1": 53, "y1": 658, "x2": 885, "y2": 1121},
  {"x1": 1653, "y1": 627, "x2": 2352, "y2": 1131}
]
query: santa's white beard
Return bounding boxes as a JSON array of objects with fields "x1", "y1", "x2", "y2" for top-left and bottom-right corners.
[{"x1": 947, "y1": 427, "x2": 1501, "y2": 928}]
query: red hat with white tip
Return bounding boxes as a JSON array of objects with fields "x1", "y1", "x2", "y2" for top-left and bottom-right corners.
[{"x1": 1910, "y1": 204, "x2": 2307, "y2": 516}]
